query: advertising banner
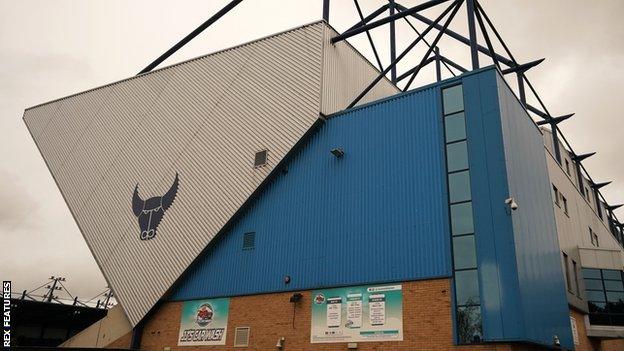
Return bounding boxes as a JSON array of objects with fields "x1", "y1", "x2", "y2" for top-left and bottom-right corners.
[
  {"x1": 178, "y1": 298, "x2": 230, "y2": 346},
  {"x1": 311, "y1": 284, "x2": 403, "y2": 343}
]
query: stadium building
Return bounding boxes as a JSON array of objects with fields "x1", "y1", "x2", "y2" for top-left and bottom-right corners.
[{"x1": 22, "y1": 1, "x2": 624, "y2": 350}]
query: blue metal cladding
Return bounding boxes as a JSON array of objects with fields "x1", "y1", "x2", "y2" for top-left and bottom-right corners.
[
  {"x1": 495, "y1": 73, "x2": 573, "y2": 348},
  {"x1": 460, "y1": 68, "x2": 572, "y2": 349},
  {"x1": 170, "y1": 85, "x2": 452, "y2": 301}
]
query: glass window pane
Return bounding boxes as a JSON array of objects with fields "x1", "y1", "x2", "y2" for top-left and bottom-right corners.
[
  {"x1": 456, "y1": 305, "x2": 482, "y2": 344},
  {"x1": 582, "y1": 268, "x2": 602, "y2": 279},
  {"x1": 455, "y1": 269, "x2": 480, "y2": 306},
  {"x1": 443, "y1": 85, "x2": 464, "y2": 115},
  {"x1": 606, "y1": 291, "x2": 624, "y2": 303},
  {"x1": 588, "y1": 301, "x2": 606, "y2": 313},
  {"x1": 603, "y1": 270, "x2": 622, "y2": 280},
  {"x1": 447, "y1": 141, "x2": 469, "y2": 173},
  {"x1": 449, "y1": 171, "x2": 472, "y2": 203},
  {"x1": 445, "y1": 112, "x2": 466, "y2": 143},
  {"x1": 453, "y1": 235, "x2": 477, "y2": 270},
  {"x1": 584, "y1": 279, "x2": 604, "y2": 290},
  {"x1": 604, "y1": 280, "x2": 624, "y2": 291},
  {"x1": 586, "y1": 290, "x2": 606, "y2": 302},
  {"x1": 451, "y1": 202, "x2": 474, "y2": 236}
]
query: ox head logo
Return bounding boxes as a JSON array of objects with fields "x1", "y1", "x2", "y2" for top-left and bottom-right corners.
[{"x1": 132, "y1": 173, "x2": 179, "y2": 241}]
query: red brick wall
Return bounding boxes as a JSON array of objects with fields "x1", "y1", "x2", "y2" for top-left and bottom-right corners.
[
  {"x1": 138, "y1": 278, "x2": 547, "y2": 351},
  {"x1": 106, "y1": 330, "x2": 132, "y2": 349}
]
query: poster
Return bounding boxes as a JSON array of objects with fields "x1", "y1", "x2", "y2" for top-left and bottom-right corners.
[
  {"x1": 311, "y1": 284, "x2": 403, "y2": 343},
  {"x1": 178, "y1": 298, "x2": 230, "y2": 346}
]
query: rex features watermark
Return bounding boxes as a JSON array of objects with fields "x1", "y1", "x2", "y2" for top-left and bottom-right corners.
[{"x1": 3, "y1": 281, "x2": 10, "y2": 348}]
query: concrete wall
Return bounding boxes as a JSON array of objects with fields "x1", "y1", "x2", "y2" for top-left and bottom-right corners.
[{"x1": 59, "y1": 304, "x2": 132, "y2": 348}]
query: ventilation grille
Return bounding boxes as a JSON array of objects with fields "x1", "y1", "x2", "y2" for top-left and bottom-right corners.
[
  {"x1": 254, "y1": 150, "x2": 268, "y2": 167},
  {"x1": 243, "y1": 232, "x2": 255, "y2": 250},
  {"x1": 234, "y1": 327, "x2": 250, "y2": 347}
]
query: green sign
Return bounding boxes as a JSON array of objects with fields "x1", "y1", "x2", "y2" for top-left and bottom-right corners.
[
  {"x1": 311, "y1": 284, "x2": 403, "y2": 343},
  {"x1": 178, "y1": 298, "x2": 230, "y2": 346}
]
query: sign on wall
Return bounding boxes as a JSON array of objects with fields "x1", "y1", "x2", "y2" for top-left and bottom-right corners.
[
  {"x1": 311, "y1": 284, "x2": 403, "y2": 343},
  {"x1": 178, "y1": 298, "x2": 230, "y2": 346}
]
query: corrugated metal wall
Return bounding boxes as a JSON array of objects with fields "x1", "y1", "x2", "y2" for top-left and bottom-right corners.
[
  {"x1": 171, "y1": 86, "x2": 451, "y2": 301},
  {"x1": 320, "y1": 25, "x2": 399, "y2": 114},
  {"x1": 496, "y1": 72, "x2": 573, "y2": 348},
  {"x1": 458, "y1": 68, "x2": 573, "y2": 348},
  {"x1": 22, "y1": 21, "x2": 398, "y2": 326}
]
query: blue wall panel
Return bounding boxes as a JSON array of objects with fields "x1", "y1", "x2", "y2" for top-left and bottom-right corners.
[
  {"x1": 170, "y1": 86, "x2": 452, "y2": 301},
  {"x1": 496, "y1": 73, "x2": 573, "y2": 349}
]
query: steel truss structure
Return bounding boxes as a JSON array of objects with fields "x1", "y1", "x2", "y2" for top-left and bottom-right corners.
[{"x1": 137, "y1": 0, "x2": 623, "y2": 244}]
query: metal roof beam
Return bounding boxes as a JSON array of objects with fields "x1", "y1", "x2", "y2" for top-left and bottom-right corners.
[
  {"x1": 138, "y1": 0, "x2": 244, "y2": 75},
  {"x1": 501, "y1": 58, "x2": 545, "y2": 75},
  {"x1": 572, "y1": 152, "x2": 596, "y2": 162},
  {"x1": 344, "y1": 4, "x2": 390, "y2": 32},
  {"x1": 394, "y1": 2, "x2": 516, "y2": 67},
  {"x1": 332, "y1": 0, "x2": 452, "y2": 43},
  {"x1": 592, "y1": 181, "x2": 612, "y2": 190},
  {"x1": 346, "y1": 0, "x2": 461, "y2": 108},
  {"x1": 535, "y1": 113, "x2": 574, "y2": 126}
]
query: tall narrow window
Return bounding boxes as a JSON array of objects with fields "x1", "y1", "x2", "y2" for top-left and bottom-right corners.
[
  {"x1": 565, "y1": 159, "x2": 571, "y2": 176},
  {"x1": 563, "y1": 252, "x2": 572, "y2": 292},
  {"x1": 552, "y1": 185, "x2": 560, "y2": 206},
  {"x1": 442, "y1": 84, "x2": 482, "y2": 345},
  {"x1": 562, "y1": 195, "x2": 569, "y2": 215}
]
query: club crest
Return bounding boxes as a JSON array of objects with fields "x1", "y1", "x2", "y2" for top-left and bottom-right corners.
[{"x1": 132, "y1": 173, "x2": 179, "y2": 240}]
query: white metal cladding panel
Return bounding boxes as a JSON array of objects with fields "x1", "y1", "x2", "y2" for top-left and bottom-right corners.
[
  {"x1": 23, "y1": 22, "x2": 324, "y2": 326},
  {"x1": 55, "y1": 72, "x2": 173, "y2": 213},
  {"x1": 22, "y1": 21, "x2": 399, "y2": 325},
  {"x1": 23, "y1": 101, "x2": 63, "y2": 140},
  {"x1": 320, "y1": 26, "x2": 399, "y2": 115},
  {"x1": 35, "y1": 86, "x2": 115, "y2": 176}
]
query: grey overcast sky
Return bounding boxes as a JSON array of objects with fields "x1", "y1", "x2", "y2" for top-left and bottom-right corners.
[{"x1": 1, "y1": 0, "x2": 622, "y2": 301}]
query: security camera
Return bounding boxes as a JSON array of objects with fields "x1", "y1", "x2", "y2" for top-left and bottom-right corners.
[{"x1": 505, "y1": 197, "x2": 518, "y2": 211}]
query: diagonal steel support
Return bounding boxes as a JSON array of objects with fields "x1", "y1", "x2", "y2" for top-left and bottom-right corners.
[
  {"x1": 353, "y1": 0, "x2": 384, "y2": 71},
  {"x1": 346, "y1": 0, "x2": 461, "y2": 109},
  {"x1": 332, "y1": 0, "x2": 452, "y2": 43},
  {"x1": 394, "y1": 2, "x2": 515, "y2": 67},
  {"x1": 138, "y1": 0, "x2": 244, "y2": 75},
  {"x1": 403, "y1": 0, "x2": 463, "y2": 91},
  {"x1": 344, "y1": 4, "x2": 390, "y2": 33}
]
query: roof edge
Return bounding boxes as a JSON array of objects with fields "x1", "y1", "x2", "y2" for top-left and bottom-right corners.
[{"x1": 24, "y1": 20, "x2": 326, "y2": 111}]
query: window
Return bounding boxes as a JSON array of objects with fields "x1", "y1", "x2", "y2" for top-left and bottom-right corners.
[
  {"x1": 243, "y1": 232, "x2": 255, "y2": 250},
  {"x1": 234, "y1": 327, "x2": 250, "y2": 347},
  {"x1": 562, "y1": 195, "x2": 569, "y2": 215},
  {"x1": 590, "y1": 228, "x2": 599, "y2": 247},
  {"x1": 582, "y1": 268, "x2": 624, "y2": 326},
  {"x1": 442, "y1": 84, "x2": 482, "y2": 345},
  {"x1": 563, "y1": 253, "x2": 572, "y2": 292},
  {"x1": 565, "y1": 159, "x2": 571, "y2": 176},
  {"x1": 586, "y1": 187, "x2": 591, "y2": 203},
  {"x1": 254, "y1": 150, "x2": 268, "y2": 167},
  {"x1": 552, "y1": 185, "x2": 560, "y2": 206}
]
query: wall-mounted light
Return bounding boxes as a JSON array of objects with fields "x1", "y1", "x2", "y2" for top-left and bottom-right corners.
[
  {"x1": 284, "y1": 275, "x2": 291, "y2": 284},
  {"x1": 276, "y1": 337, "x2": 285, "y2": 349},
  {"x1": 330, "y1": 148, "x2": 344, "y2": 158},
  {"x1": 289, "y1": 293, "x2": 302, "y2": 303},
  {"x1": 553, "y1": 335, "x2": 560, "y2": 346}
]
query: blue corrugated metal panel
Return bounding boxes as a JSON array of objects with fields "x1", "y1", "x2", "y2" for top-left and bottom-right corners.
[
  {"x1": 496, "y1": 73, "x2": 573, "y2": 349},
  {"x1": 461, "y1": 69, "x2": 524, "y2": 341},
  {"x1": 170, "y1": 85, "x2": 451, "y2": 301}
]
